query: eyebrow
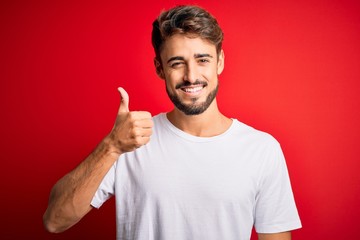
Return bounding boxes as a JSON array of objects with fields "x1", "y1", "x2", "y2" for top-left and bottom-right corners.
[
  {"x1": 166, "y1": 53, "x2": 213, "y2": 64},
  {"x1": 167, "y1": 56, "x2": 184, "y2": 64},
  {"x1": 194, "y1": 53, "x2": 213, "y2": 59}
]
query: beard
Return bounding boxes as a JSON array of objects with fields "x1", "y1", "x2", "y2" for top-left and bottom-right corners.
[{"x1": 166, "y1": 80, "x2": 219, "y2": 115}]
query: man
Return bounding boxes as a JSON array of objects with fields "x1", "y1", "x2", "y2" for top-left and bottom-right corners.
[{"x1": 44, "y1": 5, "x2": 301, "y2": 240}]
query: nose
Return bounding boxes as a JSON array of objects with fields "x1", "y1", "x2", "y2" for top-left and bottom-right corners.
[{"x1": 184, "y1": 62, "x2": 199, "y2": 83}]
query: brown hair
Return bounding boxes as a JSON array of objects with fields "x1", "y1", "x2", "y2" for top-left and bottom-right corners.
[{"x1": 152, "y1": 5, "x2": 224, "y2": 61}]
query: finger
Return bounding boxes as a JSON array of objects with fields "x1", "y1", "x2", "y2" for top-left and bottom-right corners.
[
  {"x1": 136, "y1": 111, "x2": 152, "y2": 119},
  {"x1": 131, "y1": 118, "x2": 154, "y2": 129},
  {"x1": 141, "y1": 136, "x2": 151, "y2": 145},
  {"x1": 134, "y1": 136, "x2": 151, "y2": 147},
  {"x1": 139, "y1": 119, "x2": 154, "y2": 128},
  {"x1": 118, "y1": 87, "x2": 129, "y2": 113},
  {"x1": 141, "y1": 128, "x2": 153, "y2": 137},
  {"x1": 128, "y1": 111, "x2": 152, "y2": 120},
  {"x1": 133, "y1": 128, "x2": 153, "y2": 137}
]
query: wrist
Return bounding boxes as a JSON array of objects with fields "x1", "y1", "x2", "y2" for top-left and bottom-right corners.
[{"x1": 97, "y1": 135, "x2": 123, "y2": 159}]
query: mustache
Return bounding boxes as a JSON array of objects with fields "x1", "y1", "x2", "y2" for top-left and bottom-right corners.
[{"x1": 175, "y1": 80, "x2": 208, "y2": 89}]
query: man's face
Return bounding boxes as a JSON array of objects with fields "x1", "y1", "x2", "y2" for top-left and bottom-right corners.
[{"x1": 157, "y1": 34, "x2": 224, "y2": 115}]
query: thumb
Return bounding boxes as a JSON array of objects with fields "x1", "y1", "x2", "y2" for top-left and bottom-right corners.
[{"x1": 118, "y1": 87, "x2": 129, "y2": 113}]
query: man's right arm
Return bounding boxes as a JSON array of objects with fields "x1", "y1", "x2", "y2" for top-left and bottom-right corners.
[{"x1": 43, "y1": 87, "x2": 153, "y2": 233}]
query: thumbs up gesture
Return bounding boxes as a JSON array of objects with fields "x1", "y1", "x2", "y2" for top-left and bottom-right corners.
[{"x1": 108, "y1": 87, "x2": 153, "y2": 154}]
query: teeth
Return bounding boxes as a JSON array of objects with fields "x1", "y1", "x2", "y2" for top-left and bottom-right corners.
[{"x1": 183, "y1": 86, "x2": 203, "y2": 93}]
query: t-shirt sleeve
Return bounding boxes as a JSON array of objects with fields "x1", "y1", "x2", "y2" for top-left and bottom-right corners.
[
  {"x1": 254, "y1": 141, "x2": 302, "y2": 233},
  {"x1": 91, "y1": 161, "x2": 116, "y2": 209}
]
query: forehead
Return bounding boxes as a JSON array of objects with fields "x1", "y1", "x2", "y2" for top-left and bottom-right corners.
[{"x1": 160, "y1": 34, "x2": 216, "y2": 60}]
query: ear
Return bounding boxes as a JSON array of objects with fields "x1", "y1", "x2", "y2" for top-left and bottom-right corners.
[
  {"x1": 217, "y1": 49, "x2": 225, "y2": 75},
  {"x1": 154, "y1": 57, "x2": 165, "y2": 79}
]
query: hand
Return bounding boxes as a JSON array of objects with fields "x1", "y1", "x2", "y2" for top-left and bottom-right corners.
[{"x1": 108, "y1": 87, "x2": 153, "y2": 154}]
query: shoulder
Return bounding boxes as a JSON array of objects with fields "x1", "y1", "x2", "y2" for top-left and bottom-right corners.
[{"x1": 230, "y1": 119, "x2": 280, "y2": 148}]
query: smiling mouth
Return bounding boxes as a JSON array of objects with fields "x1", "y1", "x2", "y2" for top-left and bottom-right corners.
[
  {"x1": 177, "y1": 81, "x2": 208, "y2": 94},
  {"x1": 181, "y1": 85, "x2": 204, "y2": 93}
]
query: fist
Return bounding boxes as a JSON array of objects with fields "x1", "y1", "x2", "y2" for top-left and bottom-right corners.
[{"x1": 108, "y1": 87, "x2": 153, "y2": 153}]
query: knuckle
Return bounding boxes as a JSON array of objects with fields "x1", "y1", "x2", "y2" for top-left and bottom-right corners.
[
  {"x1": 148, "y1": 129, "x2": 153, "y2": 135},
  {"x1": 129, "y1": 129, "x2": 137, "y2": 138},
  {"x1": 132, "y1": 128, "x2": 141, "y2": 136},
  {"x1": 127, "y1": 112, "x2": 136, "y2": 121},
  {"x1": 126, "y1": 119, "x2": 136, "y2": 128},
  {"x1": 138, "y1": 111, "x2": 151, "y2": 118},
  {"x1": 134, "y1": 137, "x2": 143, "y2": 148},
  {"x1": 144, "y1": 111, "x2": 152, "y2": 118}
]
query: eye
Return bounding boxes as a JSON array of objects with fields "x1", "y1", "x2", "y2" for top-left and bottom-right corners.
[
  {"x1": 198, "y1": 58, "x2": 210, "y2": 64},
  {"x1": 170, "y1": 62, "x2": 184, "y2": 68}
]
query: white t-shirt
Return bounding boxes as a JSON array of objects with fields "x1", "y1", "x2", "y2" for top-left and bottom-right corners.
[{"x1": 91, "y1": 113, "x2": 301, "y2": 240}]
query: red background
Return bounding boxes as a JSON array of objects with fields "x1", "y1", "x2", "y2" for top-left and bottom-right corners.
[{"x1": 1, "y1": 0, "x2": 359, "y2": 239}]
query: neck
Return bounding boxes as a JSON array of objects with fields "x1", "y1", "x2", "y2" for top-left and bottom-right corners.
[{"x1": 166, "y1": 99, "x2": 232, "y2": 137}]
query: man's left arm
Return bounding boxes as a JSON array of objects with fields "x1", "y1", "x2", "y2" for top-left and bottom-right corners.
[{"x1": 258, "y1": 231, "x2": 291, "y2": 240}]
